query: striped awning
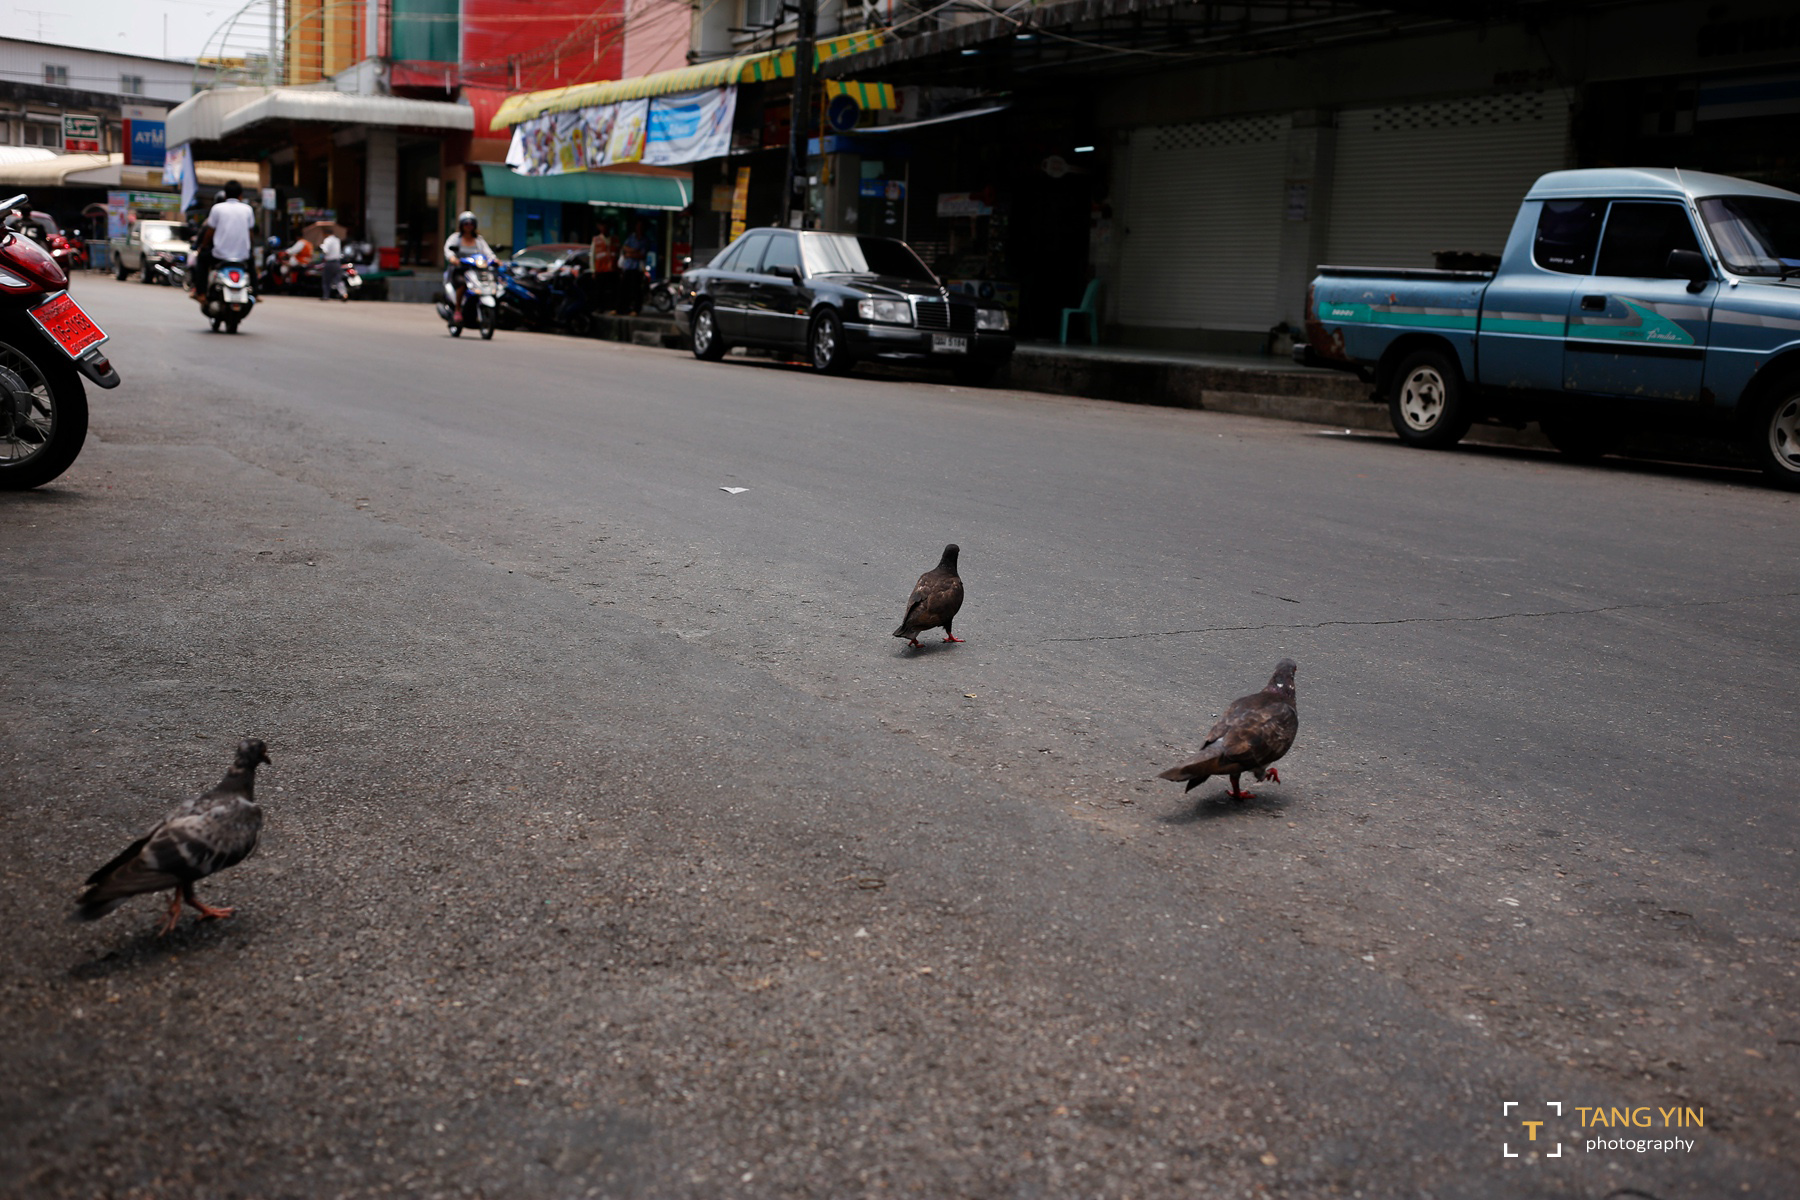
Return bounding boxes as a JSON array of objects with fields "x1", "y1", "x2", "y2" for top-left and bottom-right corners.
[
  {"x1": 490, "y1": 31, "x2": 888, "y2": 130},
  {"x1": 823, "y1": 79, "x2": 897, "y2": 110}
]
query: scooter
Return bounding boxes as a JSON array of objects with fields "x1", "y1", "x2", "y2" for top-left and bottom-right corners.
[
  {"x1": 647, "y1": 255, "x2": 692, "y2": 314},
  {"x1": 438, "y1": 255, "x2": 498, "y2": 339},
  {"x1": 202, "y1": 260, "x2": 256, "y2": 333},
  {"x1": 0, "y1": 191, "x2": 122, "y2": 490}
]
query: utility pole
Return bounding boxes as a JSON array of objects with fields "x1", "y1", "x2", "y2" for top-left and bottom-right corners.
[{"x1": 782, "y1": 0, "x2": 816, "y2": 229}]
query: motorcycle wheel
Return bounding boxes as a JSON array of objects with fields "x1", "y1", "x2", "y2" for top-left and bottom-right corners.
[
  {"x1": 479, "y1": 306, "x2": 496, "y2": 340},
  {"x1": 449, "y1": 321, "x2": 463, "y2": 338},
  {"x1": 211, "y1": 317, "x2": 223, "y2": 332},
  {"x1": 567, "y1": 312, "x2": 592, "y2": 338},
  {"x1": 225, "y1": 320, "x2": 241, "y2": 334},
  {"x1": 649, "y1": 287, "x2": 675, "y2": 314},
  {"x1": 0, "y1": 329, "x2": 89, "y2": 491}
]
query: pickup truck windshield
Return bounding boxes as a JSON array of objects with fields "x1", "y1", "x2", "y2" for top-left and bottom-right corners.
[
  {"x1": 1697, "y1": 196, "x2": 1800, "y2": 277},
  {"x1": 802, "y1": 234, "x2": 936, "y2": 282}
]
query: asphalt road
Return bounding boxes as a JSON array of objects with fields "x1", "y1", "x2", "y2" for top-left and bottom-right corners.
[{"x1": 2, "y1": 279, "x2": 1795, "y2": 1199}]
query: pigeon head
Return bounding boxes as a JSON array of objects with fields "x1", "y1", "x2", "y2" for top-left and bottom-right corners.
[
  {"x1": 1266, "y1": 659, "x2": 1297, "y2": 703},
  {"x1": 939, "y1": 543, "x2": 960, "y2": 570},
  {"x1": 233, "y1": 738, "x2": 271, "y2": 771}
]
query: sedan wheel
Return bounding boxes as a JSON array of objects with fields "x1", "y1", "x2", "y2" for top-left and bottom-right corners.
[
  {"x1": 691, "y1": 303, "x2": 727, "y2": 362},
  {"x1": 810, "y1": 309, "x2": 852, "y2": 375}
]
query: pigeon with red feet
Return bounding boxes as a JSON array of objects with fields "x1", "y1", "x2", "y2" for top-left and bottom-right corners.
[
  {"x1": 1158, "y1": 660, "x2": 1297, "y2": 802},
  {"x1": 893, "y1": 543, "x2": 964, "y2": 649},
  {"x1": 74, "y1": 738, "x2": 270, "y2": 934}
]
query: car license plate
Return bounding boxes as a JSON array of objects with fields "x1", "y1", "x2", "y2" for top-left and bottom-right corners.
[
  {"x1": 931, "y1": 334, "x2": 968, "y2": 355},
  {"x1": 29, "y1": 292, "x2": 106, "y2": 360}
]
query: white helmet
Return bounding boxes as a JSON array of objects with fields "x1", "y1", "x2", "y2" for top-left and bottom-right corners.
[{"x1": 456, "y1": 210, "x2": 478, "y2": 229}]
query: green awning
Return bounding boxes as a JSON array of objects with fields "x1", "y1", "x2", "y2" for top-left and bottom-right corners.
[{"x1": 479, "y1": 164, "x2": 693, "y2": 210}]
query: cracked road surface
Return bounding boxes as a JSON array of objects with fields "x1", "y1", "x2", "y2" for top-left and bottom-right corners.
[{"x1": 2, "y1": 282, "x2": 1796, "y2": 1198}]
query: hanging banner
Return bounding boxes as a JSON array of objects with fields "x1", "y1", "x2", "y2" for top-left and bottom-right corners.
[
  {"x1": 582, "y1": 103, "x2": 618, "y2": 169},
  {"x1": 518, "y1": 115, "x2": 556, "y2": 177},
  {"x1": 553, "y1": 109, "x2": 585, "y2": 174},
  {"x1": 643, "y1": 87, "x2": 737, "y2": 167},
  {"x1": 606, "y1": 98, "x2": 649, "y2": 165},
  {"x1": 163, "y1": 143, "x2": 195, "y2": 212}
]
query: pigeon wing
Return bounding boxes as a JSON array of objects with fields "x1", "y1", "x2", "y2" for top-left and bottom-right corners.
[
  {"x1": 896, "y1": 569, "x2": 963, "y2": 637},
  {"x1": 75, "y1": 802, "x2": 262, "y2": 919}
]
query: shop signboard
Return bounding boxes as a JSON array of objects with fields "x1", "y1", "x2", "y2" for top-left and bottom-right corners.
[
  {"x1": 122, "y1": 104, "x2": 168, "y2": 167},
  {"x1": 936, "y1": 192, "x2": 992, "y2": 218},
  {"x1": 63, "y1": 114, "x2": 101, "y2": 153},
  {"x1": 729, "y1": 167, "x2": 751, "y2": 242}
]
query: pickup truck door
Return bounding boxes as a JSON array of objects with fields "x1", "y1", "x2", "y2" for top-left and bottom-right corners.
[
  {"x1": 1477, "y1": 199, "x2": 1600, "y2": 390},
  {"x1": 1563, "y1": 201, "x2": 1716, "y2": 401}
]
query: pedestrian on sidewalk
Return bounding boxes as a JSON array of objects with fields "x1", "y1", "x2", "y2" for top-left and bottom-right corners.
[
  {"x1": 617, "y1": 219, "x2": 650, "y2": 315},
  {"x1": 319, "y1": 228, "x2": 346, "y2": 301},
  {"x1": 590, "y1": 219, "x2": 619, "y2": 313}
]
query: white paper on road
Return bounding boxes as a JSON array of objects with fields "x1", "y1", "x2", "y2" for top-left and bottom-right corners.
[{"x1": 720, "y1": 487, "x2": 747, "y2": 494}]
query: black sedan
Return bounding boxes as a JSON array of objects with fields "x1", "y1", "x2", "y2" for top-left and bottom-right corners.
[{"x1": 674, "y1": 229, "x2": 1014, "y2": 385}]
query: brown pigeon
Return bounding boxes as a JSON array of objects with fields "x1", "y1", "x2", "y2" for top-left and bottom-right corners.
[
  {"x1": 74, "y1": 738, "x2": 270, "y2": 934},
  {"x1": 893, "y1": 543, "x2": 964, "y2": 649},
  {"x1": 1158, "y1": 660, "x2": 1297, "y2": 801}
]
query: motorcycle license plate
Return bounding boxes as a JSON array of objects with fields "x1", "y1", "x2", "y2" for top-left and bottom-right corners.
[
  {"x1": 29, "y1": 292, "x2": 106, "y2": 360},
  {"x1": 931, "y1": 334, "x2": 968, "y2": 355}
]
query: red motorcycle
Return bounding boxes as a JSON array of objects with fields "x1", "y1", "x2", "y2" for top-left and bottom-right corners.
[{"x1": 0, "y1": 192, "x2": 121, "y2": 489}]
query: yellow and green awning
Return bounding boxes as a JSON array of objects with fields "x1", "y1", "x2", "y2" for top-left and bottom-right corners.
[{"x1": 490, "y1": 32, "x2": 890, "y2": 130}]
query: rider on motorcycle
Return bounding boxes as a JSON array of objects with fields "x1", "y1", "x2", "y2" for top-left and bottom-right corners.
[{"x1": 444, "y1": 211, "x2": 495, "y2": 327}]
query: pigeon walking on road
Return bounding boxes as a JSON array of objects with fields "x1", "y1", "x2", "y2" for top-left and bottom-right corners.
[
  {"x1": 74, "y1": 738, "x2": 271, "y2": 934},
  {"x1": 1159, "y1": 660, "x2": 1298, "y2": 801},
  {"x1": 894, "y1": 543, "x2": 965, "y2": 649}
]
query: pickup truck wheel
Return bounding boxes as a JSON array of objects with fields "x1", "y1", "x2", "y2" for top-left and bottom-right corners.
[
  {"x1": 1750, "y1": 381, "x2": 1800, "y2": 490},
  {"x1": 1388, "y1": 349, "x2": 1472, "y2": 449},
  {"x1": 115, "y1": 260, "x2": 128, "y2": 281},
  {"x1": 1539, "y1": 411, "x2": 1619, "y2": 463}
]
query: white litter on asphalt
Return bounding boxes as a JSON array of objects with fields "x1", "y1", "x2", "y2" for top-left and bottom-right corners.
[{"x1": 720, "y1": 486, "x2": 748, "y2": 494}]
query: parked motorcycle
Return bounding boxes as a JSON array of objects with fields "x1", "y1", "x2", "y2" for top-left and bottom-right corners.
[
  {"x1": 146, "y1": 248, "x2": 189, "y2": 287},
  {"x1": 0, "y1": 191, "x2": 122, "y2": 490},
  {"x1": 201, "y1": 260, "x2": 256, "y2": 333},
  {"x1": 438, "y1": 255, "x2": 498, "y2": 339},
  {"x1": 646, "y1": 255, "x2": 692, "y2": 314}
]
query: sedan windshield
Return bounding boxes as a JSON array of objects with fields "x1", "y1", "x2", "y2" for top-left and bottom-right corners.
[
  {"x1": 1697, "y1": 196, "x2": 1800, "y2": 277},
  {"x1": 801, "y1": 233, "x2": 936, "y2": 282}
]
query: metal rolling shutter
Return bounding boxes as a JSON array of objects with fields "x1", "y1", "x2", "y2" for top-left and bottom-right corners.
[
  {"x1": 1115, "y1": 116, "x2": 1287, "y2": 331},
  {"x1": 1326, "y1": 92, "x2": 1570, "y2": 269}
]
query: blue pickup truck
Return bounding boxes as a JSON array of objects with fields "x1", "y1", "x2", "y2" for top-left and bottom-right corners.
[{"x1": 1301, "y1": 167, "x2": 1800, "y2": 487}]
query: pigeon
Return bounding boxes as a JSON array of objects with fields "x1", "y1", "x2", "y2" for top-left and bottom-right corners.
[
  {"x1": 893, "y1": 543, "x2": 964, "y2": 649},
  {"x1": 1158, "y1": 660, "x2": 1298, "y2": 801},
  {"x1": 74, "y1": 738, "x2": 270, "y2": 934}
]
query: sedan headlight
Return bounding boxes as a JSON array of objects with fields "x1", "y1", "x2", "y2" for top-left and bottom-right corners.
[
  {"x1": 857, "y1": 298, "x2": 912, "y2": 325},
  {"x1": 975, "y1": 307, "x2": 1010, "y2": 332}
]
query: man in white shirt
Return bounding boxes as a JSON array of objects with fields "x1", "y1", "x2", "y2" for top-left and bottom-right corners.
[
  {"x1": 319, "y1": 228, "x2": 345, "y2": 302},
  {"x1": 193, "y1": 179, "x2": 256, "y2": 299}
]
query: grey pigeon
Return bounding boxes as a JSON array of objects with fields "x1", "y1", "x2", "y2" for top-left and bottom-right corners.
[
  {"x1": 74, "y1": 738, "x2": 270, "y2": 934},
  {"x1": 1158, "y1": 660, "x2": 1298, "y2": 801},
  {"x1": 893, "y1": 543, "x2": 964, "y2": 648}
]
